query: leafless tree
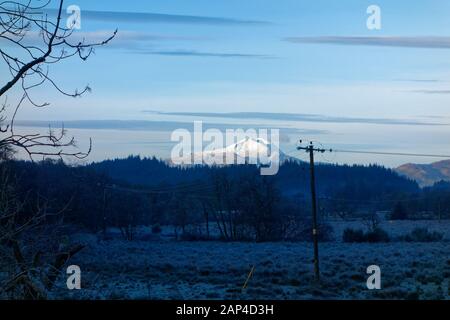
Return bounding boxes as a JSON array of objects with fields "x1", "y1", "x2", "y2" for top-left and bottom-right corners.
[
  {"x1": 0, "y1": 0, "x2": 115, "y2": 299},
  {"x1": 363, "y1": 211, "x2": 381, "y2": 232},
  {"x1": 0, "y1": 0, "x2": 116, "y2": 160}
]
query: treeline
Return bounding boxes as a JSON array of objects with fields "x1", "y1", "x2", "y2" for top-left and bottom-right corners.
[
  {"x1": 3, "y1": 159, "x2": 112, "y2": 231},
  {"x1": 388, "y1": 181, "x2": 450, "y2": 220},
  {"x1": 1, "y1": 156, "x2": 449, "y2": 242},
  {"x1": 2, "y1": 160, "x2": 318, "y2": 241},
  {"x1": 90, "y1": 156, "x2": 419, "y2": 197}
]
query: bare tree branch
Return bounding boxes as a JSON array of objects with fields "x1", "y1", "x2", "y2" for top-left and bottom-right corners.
[{"x1": 0, "y1": 0, "x2": 116, "y2": 160}]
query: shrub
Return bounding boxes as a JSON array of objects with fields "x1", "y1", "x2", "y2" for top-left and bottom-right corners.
[
  {"x1": 400, "y1": 227, "x2": 444, "y2": 242},
  {"x1": 343, "y1": 227, "x2": 390, "y2": 243},
  {"x1": 366, "y1": 227, "x2": 390, "y2": 243},
  {"x1": 343, "y1": 228, "x2": 366, "y2": 243}
]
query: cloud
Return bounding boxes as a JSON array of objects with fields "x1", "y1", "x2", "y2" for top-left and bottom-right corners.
[
  {"x1": 44, "y1": 9, "x2": 270, "y2": 26},
  {"x1": 131, "y1": 50, "x2": 275, "y2": 59},
  {"x1": 81, "y1": 31, "x2": 206, "y2": 42},
  {"x1": 285, "y1": 36, "x2": 450, "y2": 49},
  {"x1": 14, "y1": 120, "x2": 326, "y2": 135},
  {"x1": 1, "y1": 31, "x2": 272, "y2": 60},
  {"x1": 149, "y1": 111, "x2": 449, "y2": 126},
  {"x1": 1, "y1": 30, "x2": 198, "y2": 44},
  {"x1": 72, "y1": 31, "x2": 208, "y2": 50},
  {"x1": 411, "y1": 89, "x2": 450, "y2": 94},
  {"x1": 0, "y1": 30, "x2": 213, "y2": 54},
  {"x1": 420, "y1": 115, "x2": 450, "y2": 119},
  {"x1": 2, "y1": 30, "x2": 270, "y2": 58},
  {"x1": 393, "y1": 79, "x2": 441, "y2": 83}
]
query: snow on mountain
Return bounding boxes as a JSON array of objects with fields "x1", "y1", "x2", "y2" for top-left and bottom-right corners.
[{"x1": 192, "y1": 137, "x2": 287, "y2": 166}]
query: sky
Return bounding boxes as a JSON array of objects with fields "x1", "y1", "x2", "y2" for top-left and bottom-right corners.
[{"x1": 3, "y1": 0, "x2": 450, "y2": 166}]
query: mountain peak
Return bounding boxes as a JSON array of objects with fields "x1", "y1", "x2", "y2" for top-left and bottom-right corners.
[{"x1": 193, "y1": 137, "x2": 286, "y2": 165}]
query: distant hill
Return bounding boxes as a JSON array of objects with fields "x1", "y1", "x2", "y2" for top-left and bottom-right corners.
[
  {"x1": 88, "y1": 155, "x2": 419, "y2": 201},
  {"x1": 395, "y1": 160, "x2": 450, "y2": 187}
]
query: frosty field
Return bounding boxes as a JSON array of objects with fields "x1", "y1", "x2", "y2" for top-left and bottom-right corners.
[{"x1": 54, "y1": 221, "x2": 450, "y2": 300}]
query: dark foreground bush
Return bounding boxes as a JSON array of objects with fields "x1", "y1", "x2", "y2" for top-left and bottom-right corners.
[
  {"x1": 343, "y1": 227, "x2": 390, "y2": 243},
  {"x1": 400, "y1": 227, "x2": 444, "y2": 242},
  {"x1": 366, "y1": 228, "x2": 390, "y2": 242},
  {"x1": 343, "y1": 228, "x2": 366, "y2": 242}
]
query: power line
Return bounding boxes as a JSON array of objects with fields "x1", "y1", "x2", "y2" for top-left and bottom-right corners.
[
  {"x1": 332, "y1": 149, "x2": 450, "y2": 159},
  {"x1": 286, "y1": 144, "x2": 450, "y2": 161}
]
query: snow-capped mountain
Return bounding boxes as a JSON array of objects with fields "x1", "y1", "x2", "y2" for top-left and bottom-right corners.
[{"x1": 192, "y1": 137, "x2": 287, "y2": 165}]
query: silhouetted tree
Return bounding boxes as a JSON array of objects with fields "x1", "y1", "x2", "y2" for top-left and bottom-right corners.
[
  {"x1": 0, "y1": 0, "x2": 115, "y2": 299},
  {"x1": 0, "y1": 0, "x2": 116, "y2": 159}
]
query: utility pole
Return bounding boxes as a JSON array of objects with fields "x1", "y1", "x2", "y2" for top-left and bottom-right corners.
[{"x1": 297, "y1": 140, "x2": 332, "y2": 282}]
